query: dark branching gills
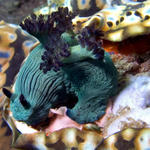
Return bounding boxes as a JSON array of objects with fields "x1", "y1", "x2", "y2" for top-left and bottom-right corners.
[
  {"x1": 20, "y1": 7, "x2": 76, "y2": 72},
  {"x1": 4, "y1": 7, "x2": 118, "y2": 125},
  {"x1": 78, "y1": 26, "x2": 105, "y2": 60}
]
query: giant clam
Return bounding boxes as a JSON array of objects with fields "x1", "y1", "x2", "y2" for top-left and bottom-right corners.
[{"x1": 1, "y1": 0, "x2": 150, "y2": 149}]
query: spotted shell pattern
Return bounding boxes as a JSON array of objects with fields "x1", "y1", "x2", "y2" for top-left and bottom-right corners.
[
  {"x1": 2, "y1": 99, "x2": 150, "y2": 150},
  {"x1": 0, "y1": 21, "x2": 39, "y2": 102},
  {"x1": 34, "y1": 0, "x2": 150, "y2": 42},
  {"x1": 12, "y1": 128, "x2": 150, "y2": 150},
  {"x1": 1, "y1": 0, "x2": 150, "y2": 149}
]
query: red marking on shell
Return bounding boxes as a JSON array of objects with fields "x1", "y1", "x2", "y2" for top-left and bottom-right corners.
[{"x1": 103, "y1": 34, "x2": 150, "y2": 55}]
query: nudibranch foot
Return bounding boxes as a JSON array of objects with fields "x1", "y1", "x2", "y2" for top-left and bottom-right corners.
[
  {"x1": 9, "y1": 40, "x2": 118, "y2": 125},
  {"x1": 64, "y1": 52, "x2": 118, "y2": 124}
]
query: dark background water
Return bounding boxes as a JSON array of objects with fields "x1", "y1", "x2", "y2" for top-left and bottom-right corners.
[{"x1": 0, "y1": 0, "x2": 47, "y2": 24}]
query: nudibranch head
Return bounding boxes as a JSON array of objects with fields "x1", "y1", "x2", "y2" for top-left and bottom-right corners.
[
  {"x1": 21, "y1": 7, "x2": 105, "y2": 73},
  {"x1": 3, "y1": 7, "x2": 118, "y2": 126},
  {"x1": 20, "y1": 7, "x2": 76, "y2": 72}
]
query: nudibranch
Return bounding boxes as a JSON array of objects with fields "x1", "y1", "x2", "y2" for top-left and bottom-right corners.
[{"x1": 2, "y1": 7, "x2": 118, "y2": 126}]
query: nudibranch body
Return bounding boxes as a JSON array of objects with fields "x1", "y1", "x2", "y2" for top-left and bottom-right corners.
[
  {"x1": 8, "y1": 32, "x2": 118, "y2": 125},
  {"x1": 2, "y1": 7, "x2": 118, "y2": 126}
]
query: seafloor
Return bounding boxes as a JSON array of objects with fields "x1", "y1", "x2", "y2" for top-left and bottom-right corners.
[{"x1": 0, "y1": 0, "x2": 46, "y2": 24}]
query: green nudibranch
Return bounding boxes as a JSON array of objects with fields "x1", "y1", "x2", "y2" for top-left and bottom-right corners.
[
  {"x1": 4, "y1": 42, "x2": 117, "y2": 125},
  {"x1": 3, "y1": 7, "x2": 118, "y2": 125}
]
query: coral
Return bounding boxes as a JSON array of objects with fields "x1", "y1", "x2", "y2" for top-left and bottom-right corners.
[
  {"x1": 96, "y1": 128, "x2": 150, "y2": 150},
  {"x1": 72, "y1": 0, "x2": 150, "y2": 42},
  {"x1": 113, "y1": 75, "x2": 150, "y2": 112},
  {"x1": 101, "y1": 75, "x2": 150, "y2": 137},
  {"x1": 70, "y1": 0, "x2": 150, "y2": 56},
  {"x1": 109, "y1": 51, "x2": 150, "y2": 80},
  {"x1": 2, "y1": 98, "x2": 150, "y2": 150},
  {"x1": 70, "y1": 0, "x2": 106, "y2": 17}
]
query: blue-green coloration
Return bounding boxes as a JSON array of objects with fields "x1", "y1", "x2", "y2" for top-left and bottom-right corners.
[
  {"x1": 65, "y1": 52, "x2": 118, "y2": 123},
  {"x1": 10, "y1": 38, "x2": 118, "y2": 125},
  {"x1": 10, "y1": 44, "x2": 71, "y2": 125},
  {"x1": 8, "y1": 7, "x2": 118, "y2": 125}
]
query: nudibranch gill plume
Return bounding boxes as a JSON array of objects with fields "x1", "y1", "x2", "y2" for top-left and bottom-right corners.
[{"x1": 3, "y1": 7, "x2": 118, "y2": 126}]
